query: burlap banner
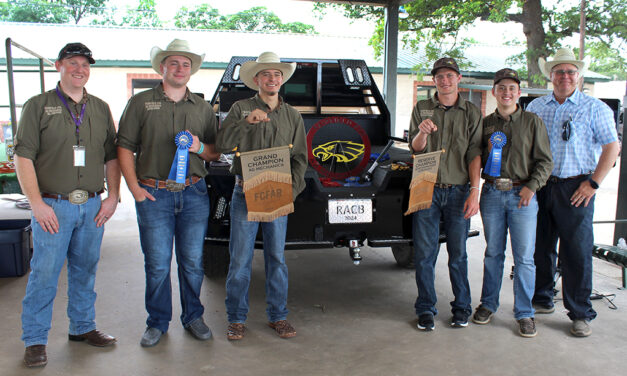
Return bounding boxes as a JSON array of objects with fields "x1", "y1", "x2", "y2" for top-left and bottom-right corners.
[
  {"x1": 404, "y1": 150, "x2": 443, "y2": 215},
  {"x1": 239, "y1": 145, "x2": 293, "y2": 222}
]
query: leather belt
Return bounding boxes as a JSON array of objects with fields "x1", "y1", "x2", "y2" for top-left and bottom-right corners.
[
  {"x1": 139, "y1": 176, "x2": 202, "y2": 191},
  {"x1": 434, "y1": 183, "x2": 455, "y2": 189},
  {"x1": 548, "y1": 174, "x2": 588, "y2": 183},
  {"x1": 484, "y1": 178, "x2": 529, "y2": 191},
  {"x1": 42, "y1": 189, "x2": 104, "y2": 205}
]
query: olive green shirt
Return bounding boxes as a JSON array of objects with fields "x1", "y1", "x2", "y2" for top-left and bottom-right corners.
[
  {"x1": 408, "y1": 95, "x2": 483, "y2": 185},
  {"x1": 14, "y1": 83, "x2": 117, "y2": 195},
  {"x1": 216, "y1": 94, "x2": 307, "y2": 199},
  {"x1": 481, "y1": 106, "x2": 553, "y2": 192},
  {"x1": 117, "y1": 84, "x2": 217, "y2": 180}
]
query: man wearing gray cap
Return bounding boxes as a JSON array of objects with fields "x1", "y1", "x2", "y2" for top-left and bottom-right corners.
[
  {"x1": 527, "y1": 48, "x2": 619, "y2": 337},
  {"x1": 408, "y1": 57, "x2": 482, "y2": 331},
  {"x1": 472, "y1": 68, "x2": 552, "y2": 337},
  {"x1": 117, "y1": 39, "x2": 220, "y2": 347},
  {"x1": 16, "y1": 42, "x2": 120, "y2": 367}
]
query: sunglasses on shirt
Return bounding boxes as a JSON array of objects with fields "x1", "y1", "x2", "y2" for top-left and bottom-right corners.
[{"x1": 562, "y1": 117, "x2": 572, "y2": 141}]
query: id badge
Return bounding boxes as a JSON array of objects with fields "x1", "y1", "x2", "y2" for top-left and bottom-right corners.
[{"x1": 73, "y1": 145, "x2": 86, "y2": 167}]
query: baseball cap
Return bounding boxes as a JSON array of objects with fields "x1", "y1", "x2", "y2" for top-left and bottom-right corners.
[
  {"x1": 493, "y1": 68, "x2": 520, "y2": 85},
  {"x1": 431, "y1": 58, "x2": 460, "y2": 75},
  {"x1": 58, "y1": 43, "x2": 95, "y2": 64}
]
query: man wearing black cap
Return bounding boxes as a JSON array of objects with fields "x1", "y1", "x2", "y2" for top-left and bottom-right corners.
[
  {"x1": 472, "y1": 69, "x2": 552, "y2": 337},
  {"x1": 15, "y1": 43, "x2": 120, "y2": 367},
  {"x1": 408, "y1": 57, "x2": 482, "y2": 331}
]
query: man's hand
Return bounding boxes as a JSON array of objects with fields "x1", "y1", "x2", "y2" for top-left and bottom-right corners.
[
  {"x1": 188, "y1": 132, "x2": 202, "y2": 153},
  {"x1": 246, "y1": 109, "x2": 270, "y2": 124},
  {"x1": 418, "y1": 119, "x2": 438, "y2": 135},
  {"x1": 131, "y1": 186, "x2": 155, "y2": 203},
  {"x1": 31, "y1": 200, "x2": 59, "y2": 234},
  {"x1": 517, "y1": 186, "x2": 535, "y2": 208},
  {"x1": 463, "y1": 189, "x2": 480, "y2": 219},
  {"x1": 95, "y1": 195, "x2": 118, "y2": 227},
  {"x1": 570, "y1": 180, "x2": 596, "y2": 207}
]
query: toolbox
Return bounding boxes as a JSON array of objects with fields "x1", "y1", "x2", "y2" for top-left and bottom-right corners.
[{"x1": 0, "y1": 219, "x2": 32, "y2": 277}]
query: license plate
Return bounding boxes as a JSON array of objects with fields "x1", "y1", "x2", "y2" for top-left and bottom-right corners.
[{"x1": 328, "y1": 199, "x2": 373, "y2": 224}]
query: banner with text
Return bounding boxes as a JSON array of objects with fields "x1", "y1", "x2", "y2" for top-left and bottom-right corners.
[
  {"x1": 405, "y1": 150, "x2": 442, "y2": 215},
  {"x1": 240, "y1": 145, "x2": 293, "y2": 222}
]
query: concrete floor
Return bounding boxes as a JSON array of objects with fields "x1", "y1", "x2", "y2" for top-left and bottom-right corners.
[{"x1": 1, "y1": 165, "x2": 626, "y2": 375}]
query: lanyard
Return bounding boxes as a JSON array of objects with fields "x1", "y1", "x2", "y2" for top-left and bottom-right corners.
[{"x1": 56, "y1": 87, "x2": 86, "y2": 136}]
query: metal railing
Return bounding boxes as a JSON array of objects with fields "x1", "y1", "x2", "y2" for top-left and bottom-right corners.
[{"x1": 4, "y1": 38, "x2": 55, "y2": 138}]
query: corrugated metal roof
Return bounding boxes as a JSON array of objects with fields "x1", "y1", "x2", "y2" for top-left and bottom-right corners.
[{"x1": 0, "y1": 22, "x2": 610, "y2": 81}]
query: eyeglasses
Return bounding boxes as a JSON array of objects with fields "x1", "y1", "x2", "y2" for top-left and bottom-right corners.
[
  {"x1": 562, "y1": 117, "x2": 572, "y2": 141},
  {"x1": 63, "y1": 46, "x2": 92, "y2": 57},
  {"x1": 552, "y1": 69, "x2": 578, "y2": 76},
  {"x1": 59, "y1": 44, "x2": 93, "y2": 60}
]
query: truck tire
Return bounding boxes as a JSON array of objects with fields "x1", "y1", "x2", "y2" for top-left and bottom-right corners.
[
  {"x1": 391, "y1": 245, "x2": 414, "y2": 268},
  {"x1": 392, "y1": 243, "x2": 441, "y2": 268},
  {"x1": 203, "y1": 243, "x2": 229, "y2": 278}
]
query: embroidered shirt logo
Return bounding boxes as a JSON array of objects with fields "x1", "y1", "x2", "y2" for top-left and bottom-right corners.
[
  {"x1": 420, "y1": 110, "x2": 434, "y2": 118},
  {"x1": 44, "y1": 106, "x2": 63, "y2": 116},
  {"x1": 145, "y1": 102, "x2": 161, "y2": 111}
]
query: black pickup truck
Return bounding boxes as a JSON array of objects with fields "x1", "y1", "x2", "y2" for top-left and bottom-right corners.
[{"x1": 203, "y1": 56, "x2": 477, "y2": 277}]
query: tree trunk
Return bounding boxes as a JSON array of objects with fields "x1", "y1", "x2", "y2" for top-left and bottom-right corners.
[{"x1": 521, "y1": 0, "x2": 547, "y2": 88}]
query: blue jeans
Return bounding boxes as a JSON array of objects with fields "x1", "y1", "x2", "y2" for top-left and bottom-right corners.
[
  {"x1": 22, "y1": 196, "x2": 104, "y2": 347},
  {"x1": 413, "y1": 185, "x2": 471, "y2": 317},
  {"x1": 135, "y1": 179, "x2": 210, "y2": 332},
  {"x1": 225, "y1": 185, "x2": 289, "y2": 323},
  {"x1": 534, "y1": 176, "x2": 596, "y2": 321},
  {"x1": 479, "y1": 184, "x2": 537, "y2": 320}
]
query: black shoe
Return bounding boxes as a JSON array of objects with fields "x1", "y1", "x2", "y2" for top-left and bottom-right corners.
[
  {"x1": 416, "y1": 314, "x2": 435, "y2": 331},
  {"x1": 472, "y1": 305, "x2": 493, "y2": 325},
  {"x1": 533, "y1": 303, "x2": 555, "y2": 314},
  {"x1": 451, "y1": 311, "x2": 468, "y2": 328}
]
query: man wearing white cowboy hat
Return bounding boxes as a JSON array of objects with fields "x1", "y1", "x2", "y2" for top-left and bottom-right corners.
[
  {"x1": 527, "y1": 47, "x2": 619, "y2": 337},
  {"x1": 117, "y1": 38, "x2": 220, "y2": 347},
  {"x1": 216, "y1": 51, "x2": 307, "y2": 340}
]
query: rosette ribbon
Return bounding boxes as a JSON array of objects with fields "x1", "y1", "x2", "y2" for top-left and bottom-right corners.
[
  {"x1": 168, "y1": 131, "x2": 193, "y2": 184},
  {"x1": 484, "y1": 131, "x2": 507, "y2": 177}
]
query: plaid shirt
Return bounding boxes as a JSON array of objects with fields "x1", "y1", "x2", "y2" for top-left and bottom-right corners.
[{"x1": 527, "y1": 89, "x2": 617, "y2": 178}]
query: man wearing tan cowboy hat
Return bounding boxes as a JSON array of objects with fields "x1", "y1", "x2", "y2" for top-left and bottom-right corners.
[
  {"x1": 472, "y1": 68, "x2": 552, "y2": 338},
  {"x1": 527, "y1": 48, "x2": 619, "y2": 337},
  {"x1": 216, "y1": 51, "x2": 307, "y2": 340},
  {"x1": 408, "y1": 57, "x2": 482, "y2": 331},
  {"x1": 117, "y1": 38, "x2": 220, "y2": 347},
  {"x1": 16, "y1": 42, "x2": 120, "y2": 367}
]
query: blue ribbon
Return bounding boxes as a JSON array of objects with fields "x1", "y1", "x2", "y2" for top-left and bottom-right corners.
[
  {"x1": 485, "y1": 131, "x2": 507, "y2": 177},
  {"x1": 168, "y1": 131, "x2": 193, "y2": 184}
]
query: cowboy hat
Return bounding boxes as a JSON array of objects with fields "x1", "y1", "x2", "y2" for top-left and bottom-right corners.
[
  {"x1": 239, "y1": 52, "x2": 296, "y2": 90},
  {"x1": 150, "y1": 39, "x2": 205, "y2": 75},
  {"x1": 538, "y1": 48, "x2": 589, "y2": 79}
]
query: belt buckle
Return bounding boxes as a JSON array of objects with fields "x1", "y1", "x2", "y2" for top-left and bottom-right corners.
[
  {"x1": 165, "y1": 179, "x2": 185, "y2": 192},
  {"x1": 495, "y1": 178, "x2": 513, "y2": 191},
  {"x1": 68, "y1": 189, "x2": 88, "y2": 205}
]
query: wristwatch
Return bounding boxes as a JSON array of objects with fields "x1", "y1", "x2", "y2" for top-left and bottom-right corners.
[{"x1": 588, "y1": 177, "x2": 599, "y2": 189}]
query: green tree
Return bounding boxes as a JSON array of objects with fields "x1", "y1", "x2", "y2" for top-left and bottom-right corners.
[
  {"x1": 92, "y1": 0, "x2": 161, "y2": 27},
  {"x1": 64, "y1": 0, "x2": 107, "y2": 24},
  {"x1": 174, "y1": 4, "x2": 222, "y2": 29},
  {"x1": 119, "y1": 0, "x2": 161, "y2": 27},
  {"x1": 174, "y1": 5, "x2": 315, "y2": 34},
  {"x1": 315, "y1": 0, "x2": 626, "y2": 86},
  {"x1": 0, "y1": 0, "x2": 107, "y2": 24},
  {"x1": 1, "y1": 0, "x2": 69, "y2": 23}
]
